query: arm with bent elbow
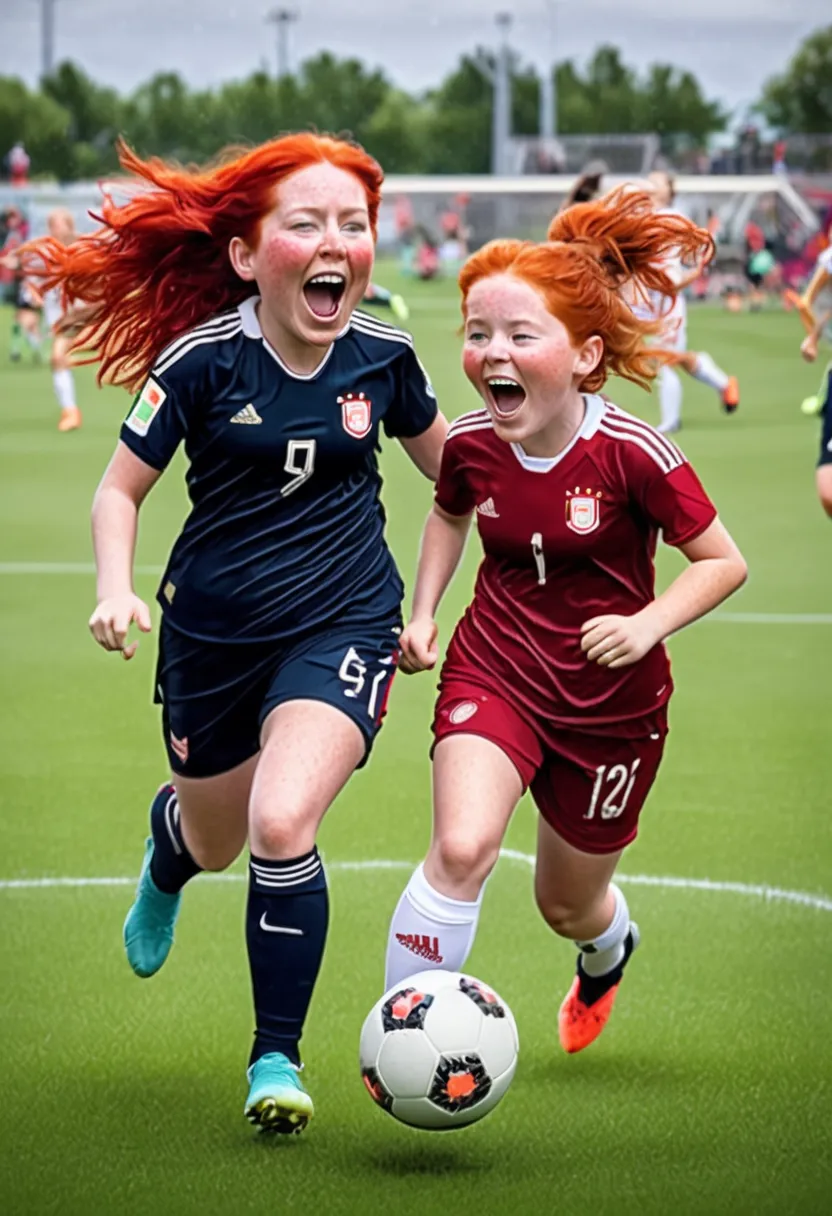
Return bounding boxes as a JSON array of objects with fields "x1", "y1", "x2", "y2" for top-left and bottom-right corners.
[
  {"x1": 581, "y1": 518, "x2": 747, "y2": 669},
  {"x1": 398, "y1": 504, "x2": 473, "y2": 674}
]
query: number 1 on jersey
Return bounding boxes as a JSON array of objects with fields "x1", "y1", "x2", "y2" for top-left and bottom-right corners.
[
  {"x1": 531, "y1": 532, "x2": 546, "y2": 585},
  {"x1": 282, "y1": 439, "x2": 316, "y2": 498}
]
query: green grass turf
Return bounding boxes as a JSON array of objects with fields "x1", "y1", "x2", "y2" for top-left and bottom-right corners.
[{"x1": 1, "y1": 277, "x2": 831, "y2": 1215}]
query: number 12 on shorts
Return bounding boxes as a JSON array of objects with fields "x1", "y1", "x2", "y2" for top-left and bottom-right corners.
[
  {"x1": 338, "y1": 646, "x2": 396, "y2": 722},
  {"x1": 585, "y1": 759, "x2": 641, "y2": 820}
]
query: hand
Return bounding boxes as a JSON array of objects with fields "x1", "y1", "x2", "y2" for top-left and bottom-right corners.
[
  {"x1": 89, "y1": 593, "x2": 152, "y2": 660},
  {"x1": 580, "y1": 611, "x2": 660, "y2": 669},
  {"x1": 800, "y1": 334, "x2": 819, "y2": 363},
  {"x1": 398, "y1": 617, "x2": 438, "y2": 674}
]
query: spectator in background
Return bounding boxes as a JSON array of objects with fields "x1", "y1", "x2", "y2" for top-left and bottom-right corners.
[
  {"x1": 6, "y1": 142, "x2": 30, "y2": 187},
  {"x1": 772, "y1": 140, "x2": 788, "y2": 176}
]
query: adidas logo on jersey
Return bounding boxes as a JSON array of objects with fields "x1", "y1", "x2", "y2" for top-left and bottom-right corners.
[
  {"x1": 476, "y1": 497, "x2": 500, "y2": 518},
  {"x1": 230, "y1": 404, "x2": 262, "y2": 425}
]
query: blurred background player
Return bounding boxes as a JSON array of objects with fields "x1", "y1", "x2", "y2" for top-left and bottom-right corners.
[
  {"x1": 644, "y1": 170, "x2": 739, "y2": 433},
  {"x1": 385, "y1": 189, "x2": 747, "y2": 1053},
  {"x1": 438, "y1": 205, "x2": 470, "y2": 274},
  {"x1": 791, "y1": 236, "x2": 832, "y2": 516},
  {"x1": 0, "y1": 207, "x2": 44, "y2": 365},
  {"x1": 744, "y1": 220, "x2": 777, "y2": 311},
  {"x1": 413, "y1": 225, "x2": 441, "y2": 280},
  {"x1": 362, "y1": 281, "x2": 410, "y2": 322},
  {"x1": 42, "y1": 208, "x2": 83, "y2": 431}
]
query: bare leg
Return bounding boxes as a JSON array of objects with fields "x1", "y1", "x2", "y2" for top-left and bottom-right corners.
[
  {"x1": 385, "y1": 735, "x2": 522, "y2": 989},
  {"x1": 534, "y1": 816, "x2": 622, "y2": 942},
  {"x1": 816, "y1": 466, "x2": 832, "y2": 519}
]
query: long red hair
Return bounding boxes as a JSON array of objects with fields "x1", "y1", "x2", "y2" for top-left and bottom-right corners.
[
  {"x1": 459, "y1": 187, "x2": 714, "y2": 392},
  {"x1": 21, "y1": 134, "x2": 383, "y2": 391}
]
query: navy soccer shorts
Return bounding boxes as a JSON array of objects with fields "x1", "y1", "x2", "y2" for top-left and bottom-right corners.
[
  {"x1": 818, "y1": 367, "x2": 832, "y2": 468},
  {"x1": 154, "y1": 617, "x2": 401, "y2": 778}
]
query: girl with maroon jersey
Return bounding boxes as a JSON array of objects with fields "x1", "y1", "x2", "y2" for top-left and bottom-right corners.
[{"x1": 384, "y1": 188, "x2": 747, "y2": 1054}]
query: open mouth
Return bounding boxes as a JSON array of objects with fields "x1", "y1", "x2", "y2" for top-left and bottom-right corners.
[
  {"x1": 486, "y1": 376, "x2": 526, "y2": 419},
  {"x1": 303, "y1": 273, "x2": 347, "y2": 320}
]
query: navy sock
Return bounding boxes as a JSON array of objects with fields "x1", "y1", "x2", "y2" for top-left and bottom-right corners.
[
  {"x1": 148, "y1": 783, "x2": 202, "y2": 895},
  {"x1": 246, "y1": 848, "x2": 329, "y2": 1068}
]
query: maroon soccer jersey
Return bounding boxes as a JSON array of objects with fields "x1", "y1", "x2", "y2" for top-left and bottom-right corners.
[{"x1": 434, "y1": 394, "x2": 717, "y2": 734}]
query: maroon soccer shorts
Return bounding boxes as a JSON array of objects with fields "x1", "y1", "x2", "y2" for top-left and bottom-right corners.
[{"x1": 433, "y1": 681, "x2": 668, "y2": 854}]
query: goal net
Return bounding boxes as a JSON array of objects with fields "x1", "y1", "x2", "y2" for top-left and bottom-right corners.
[
  {"x1": 1, "y1": 173, "x2": 820, "y2": 285},
  {"x1": 376, "y1": 173, "x2": 821, "y2": 281}
]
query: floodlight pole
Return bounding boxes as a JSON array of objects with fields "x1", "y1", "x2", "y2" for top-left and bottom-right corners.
[
  {"x1": 493, "y1": 12, "x2": 513, "y2": 176},
  {"x1": 40, "y1": 0, "x2": 57, "y2": 79},
  {"x1": 266, "y1": 8, "x2": 298, "y2": 80},
  {"x1": 540, "y1": 0, "x2": 556, "y2": 139}
]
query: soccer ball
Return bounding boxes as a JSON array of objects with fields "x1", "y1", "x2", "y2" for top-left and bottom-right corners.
[{"x1": 359, "y1": 970, "x2": 519, "y2": 1131}]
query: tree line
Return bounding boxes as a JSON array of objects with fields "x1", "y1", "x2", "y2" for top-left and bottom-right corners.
[{"x1": 1, "y1": 26, "x2": 830, "y2": 181}]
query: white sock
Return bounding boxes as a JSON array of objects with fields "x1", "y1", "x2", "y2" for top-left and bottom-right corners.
[
  {"x1": 575, "y1": 883, "x2": 630, "y2": 977},
  {"x1": 657, "y1": 364, "x2": 682, "y2": 432},
  {"x1": 53, "y1": 369, "x2": 76, "y2": 410},
  {"x1": 384, "y1": 863, "x2": 483, "y2": 991},
  {"x1": 24, "y1": 329, "x2": 42, "y2": 351},
  {"x1": 690, "y1": 351, "x2": 729, "y2": 393}
]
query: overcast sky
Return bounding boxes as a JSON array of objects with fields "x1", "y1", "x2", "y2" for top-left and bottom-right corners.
[{"x1": 1, "y1": 0, "x2": 828, "y2": 122}]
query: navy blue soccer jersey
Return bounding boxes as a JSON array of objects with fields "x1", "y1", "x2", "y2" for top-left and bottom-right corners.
[{"x1": 119, "y1": 296, "x2": 438, "y2": 642}]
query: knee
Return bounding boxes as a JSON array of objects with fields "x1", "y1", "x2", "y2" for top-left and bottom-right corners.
[
  {"x1": 816, "y1": 469, "x2": 832, "y2": 518},
  {"x1": 430, "y1": 833, "x2": 500, "y2": 894},
  {"x1": 194, "y1": 847, "x2": 239, "y2": 873},
  {"x1": 185, "y1": 827, "x2": 245, "y2": 872},
  {"x1": 251, "y1": 807, "x2": 315, "y2": 860},
  {"x1": 534, "y1": 888, "x2": 590, "y2": 939}
]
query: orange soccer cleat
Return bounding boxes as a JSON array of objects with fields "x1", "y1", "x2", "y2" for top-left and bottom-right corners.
[
  {"x1": 57, "y1": 406, "x2": 82, "y2": 432},
  {"x1": 558, "y1": 926, "x2": 639, "y2": 1054},
  {"x1": 721, "y1": 376, "x2": 740, "y2": 414}
]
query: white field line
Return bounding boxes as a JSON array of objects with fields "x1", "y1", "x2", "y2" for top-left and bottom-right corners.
[
  {"x1": 0, "y1": 563, "x2": 829, "y2": 624},
  {"x1": 2, "y1": 850, "x2": 831, "y2": 913}
]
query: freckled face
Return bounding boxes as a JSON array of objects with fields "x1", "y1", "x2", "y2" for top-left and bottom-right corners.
[
  {"x1": 462, "y1": 274, "x2": 588, "y2": 444},
  {"x1": 246, "y1": 161, "x2": 375, "y2": 348}
]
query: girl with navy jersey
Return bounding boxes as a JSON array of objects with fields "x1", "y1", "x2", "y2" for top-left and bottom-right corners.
[{"x1": 24, "y1": 134, "x2": 447, "y2": 1133}]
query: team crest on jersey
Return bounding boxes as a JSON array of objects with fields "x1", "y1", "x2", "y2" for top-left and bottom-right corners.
[
  {"x1": 338, "y1": 391, "x2": 372, "y2": 439},
  {"x1": 565, "y1": 487, "x2": 603, "y2": 535}
]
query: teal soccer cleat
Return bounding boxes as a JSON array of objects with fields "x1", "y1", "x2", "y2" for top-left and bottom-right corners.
[
  {"x1": 245, "y1": 1053, "x2": 314, "y2": 1135},
  {"x1": 123, "y1": 838, "x2": 181, "y2": 978}
]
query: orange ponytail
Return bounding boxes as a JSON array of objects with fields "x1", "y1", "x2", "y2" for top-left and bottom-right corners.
[
  {"x1": 459, "y1": 187, "x2": 714, "y2": 391},
  {"x1": 21, "y1": 134, "x2": 383, "y2": 392}
]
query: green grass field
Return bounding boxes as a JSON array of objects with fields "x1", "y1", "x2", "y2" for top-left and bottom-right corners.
[{"x1": 1, "y1": 276, "x2": 831, "y2": 1216}]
